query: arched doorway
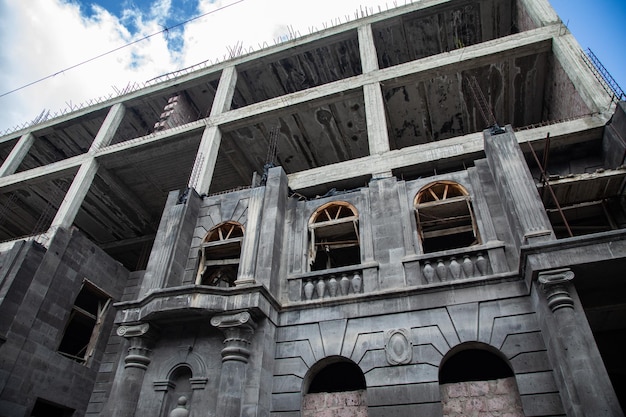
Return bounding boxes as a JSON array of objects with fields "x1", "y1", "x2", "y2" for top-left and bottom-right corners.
[
  {"x1": 303, "y1": 357, "x2": 367, "y2": 417},
  {"x1": 439, "y1": 344, "x2": 524, "y2": 416}
]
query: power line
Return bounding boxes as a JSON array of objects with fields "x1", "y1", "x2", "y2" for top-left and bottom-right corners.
[{"x1": 0, "y1": 0, "x2": 245, "y2": 99}]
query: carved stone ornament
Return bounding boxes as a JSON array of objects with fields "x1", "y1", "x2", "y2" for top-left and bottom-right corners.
[
  {"x1": 117, "y1": 323, "x2": 150, "y2": 338},
  {"x1": 384, "y1": 329, "x2": 413, "y2": 365},
  {"x1": 538, "y1": 268, "x2": 575, "y2": 312},
  {"x1": 210, "y1": 311, "x2": 256, "y2": 331}
]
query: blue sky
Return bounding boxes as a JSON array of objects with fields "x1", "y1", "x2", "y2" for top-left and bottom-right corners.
[
  {"x1": 0, "y1": 0, "x2": 624, "y2": 132},
  {"x1": 550, "y1": 0, "x2": 626, "y2": 95}
]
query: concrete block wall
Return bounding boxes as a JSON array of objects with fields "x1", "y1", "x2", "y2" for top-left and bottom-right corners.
[{"x1": 0, "y1": 228, "x2": 129, "y2": 416}]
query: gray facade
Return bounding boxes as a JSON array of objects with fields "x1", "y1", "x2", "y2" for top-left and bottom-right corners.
[{"x1": 0, "y1": 0, "x2": 625, "y2": 416}]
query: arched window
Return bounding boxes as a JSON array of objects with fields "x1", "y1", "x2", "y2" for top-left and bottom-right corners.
[
  {"x1": 303, "y1": 358, "x2": 367, "y2": 417},
  {"x1": 308, "y1": 202, "x2": 360, "y2": 271},
  {"x1": 196, "y1": 221, "x2": 244, "y2": 286},
  {"x1": 414, "y1": 181, "x2": 479, "y2": 253},
  {"x1": 439, "y1": 345, "x2": 524, "y2": 417},
  {"x1": 308, "y1": 361, "x2": 366, "y2": 393}
]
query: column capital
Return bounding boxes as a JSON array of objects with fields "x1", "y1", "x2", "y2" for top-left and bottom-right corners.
[
  {"x1": 538, "y1": 268, "x2": 575, "y2": 312},
  {"x1": 210, "y1": 311, "x2": 256, "y2": 331},
  {"x1": 117, "y1": 323, "x2": 158, "y2": 370},
  {"x1": 211, "y1": 312, "x2": 257, "y2": 363}
]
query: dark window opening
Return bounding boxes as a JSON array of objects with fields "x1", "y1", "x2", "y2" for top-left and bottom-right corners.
[
  {"x1": 31, "y1": 398, "x2": 74, "y2": 417},
  {"x1": 548, "y1": 198, "x2": 626, "y2": 239},
  {"x1": 196, "y1": 221, "x2": 244, "y2": 287},
  {"x1": 415, "y1": 181, "x2": 479, "y2": 253},
  {"x1": 308, "y1": 361, "x2": 366, "y2": 393},
  {"x1": 309, "y1": 202, "x2": 360, "y2": 271},
  {"x1": 58, "y1": 281, "x2": 110, "y2": 364},
  {"x1": 439, "y1": 349, "x2": 513, "y2": 384}
]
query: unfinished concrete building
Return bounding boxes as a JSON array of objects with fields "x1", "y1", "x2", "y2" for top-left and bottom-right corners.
[{"x1": 0, "y1": 0, "x2": 625, "y2": 416}]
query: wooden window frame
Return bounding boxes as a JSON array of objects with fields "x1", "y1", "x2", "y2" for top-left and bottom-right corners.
[
  {"x1": 196, "y1": 221, "x2": 244, "y2": 286},
  {"x1": 58, "y1": 279, "x2": 111, "y2": 365},
  {"x1": 308, "y1": 201, "x2": 360, "y2": 271},
  {"x1": 414, "y1": 181, "x2": 480, "y2": 253}
]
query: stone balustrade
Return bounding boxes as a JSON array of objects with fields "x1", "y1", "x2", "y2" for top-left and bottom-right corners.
[
  {"x1": 420, "y1": 252, "x2": 490, "y2": 284},
  {"x1": 301, "y1": 271, "x2": 364, "y2": 301}
]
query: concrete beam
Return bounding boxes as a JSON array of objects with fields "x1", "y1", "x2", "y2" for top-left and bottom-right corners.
[
  {"x1": 552, "y1": 34, "x2": 615, "y2": 114},
  {"x1": 0, "y1": 155, "x2": 85, "y2": 192},
  {"x1": 0, "y1": 133, "x2": 35, "y2": 177},
  {"x1": 287, "y1": 115, "x2": 607, "y2": 190},
  {"x1": 209, "y1": 66, "x2": 238, "y2": 117},
  {"x1": 517, "y1": 0, "x2": 559, "y2": 27},
  {"x1": 213, "y1": 26, "x2": 557, "y2": 129},
  {"x1": 190, "y1": 125, "x2": 222, "y2": 194}
]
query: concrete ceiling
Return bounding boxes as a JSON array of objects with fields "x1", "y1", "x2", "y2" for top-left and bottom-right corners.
[{"x1": 0, "y1": 0, "x2": 607, "y2": 271}]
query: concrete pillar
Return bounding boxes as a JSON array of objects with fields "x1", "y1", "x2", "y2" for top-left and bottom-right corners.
[
  {"x1": 49, "y1": 103, "x2": 125, "y2": 230},
  {"x1": 253, "y1": 167, "x2": 288, "y2": 292},
  {"x1": 358, "y1": 24, "x2": 378, "y2": 74},
  {"x1": 49, "y1": 158, "x2": 99, "y2": 230},
  {"x1": 107, "y1": 323, "x2": 157, "y2": 417},
  {"x1": 536, "y1": 269, "x2": 624, "y2": 417},
  {"x1": 363, "y1": 83, "x2": 391, "y2": 159},
  {"x1": 190, "y1": 66, "x2": 238, "y2": 194},
  {"x1": 0, "y1": 133, "x2": 35, "y2": 177},
  {"x1": 235, "y1": 185, "x2": 264, "y2": 286},
  {"x1": 90, "y1": 103, "x2": 126, "y2": 151},
  {"x1": 358, "y1": 23, "x2": 390, "y2": 173},
  {"x1": 138, "y1": 190, "x2": 201, "y2": 297},
  {"x1": 211, "y1": 312, "x2": 256, "y2": 417},
  {"x1": 484, "y1": 126, "x2": 554, "y2": 246}
]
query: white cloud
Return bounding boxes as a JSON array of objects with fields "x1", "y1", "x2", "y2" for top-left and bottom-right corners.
[{"x1": 0, "y1": 0, "x2": 397, "y2": 133}]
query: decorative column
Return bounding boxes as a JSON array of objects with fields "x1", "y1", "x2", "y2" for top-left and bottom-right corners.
[
  {"x1": 107, "y1": 323, "x2": 157, "y2": 417},
  {"x1": 537, "y1": 269, "x2": 623, "y2": 417},
  {"x1": 211, "y1": 312, "x2": 257, "y2": 417}
]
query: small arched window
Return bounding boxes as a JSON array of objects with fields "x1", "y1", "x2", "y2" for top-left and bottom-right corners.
[
  {"x1": 303, "y1": 358, "x2": 367, "y2": 417},
  {"x1": 414, "y1": 181, "x2": 479, "y2": 253},
  {"x1": 308, "y1": 202, "x2": 360, "y2": 271},
  {"x1": 196, "y1": 221, "x2": 244, "y2": 286}
]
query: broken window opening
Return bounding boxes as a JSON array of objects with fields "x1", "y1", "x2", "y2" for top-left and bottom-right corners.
[
  {"x1": 58, "y1": 280, "x2": 111, "y2": 365},
  {"x1": 30, "y1": 398, "x2": 74, "y2": 417},
  {"x1": 415, "y1": 181, "x2": 480, "y2": 253},
  {"x1": 547, "y1": 199, "x2": 621, "y2": 238},
  {"x1": 196, "y1": 221, "x2": 244, "y2": 287},
  {"x1": 308, "y1": 202, "x2": 360, "y2": 271}
]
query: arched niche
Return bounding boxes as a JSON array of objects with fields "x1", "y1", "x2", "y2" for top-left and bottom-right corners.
[
  {"x1": 439, "y1": 343, "x2": 524, "y2": 417},
  {"x1": 302, "y1": 357, "x2": 368, "y2": 417}
]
